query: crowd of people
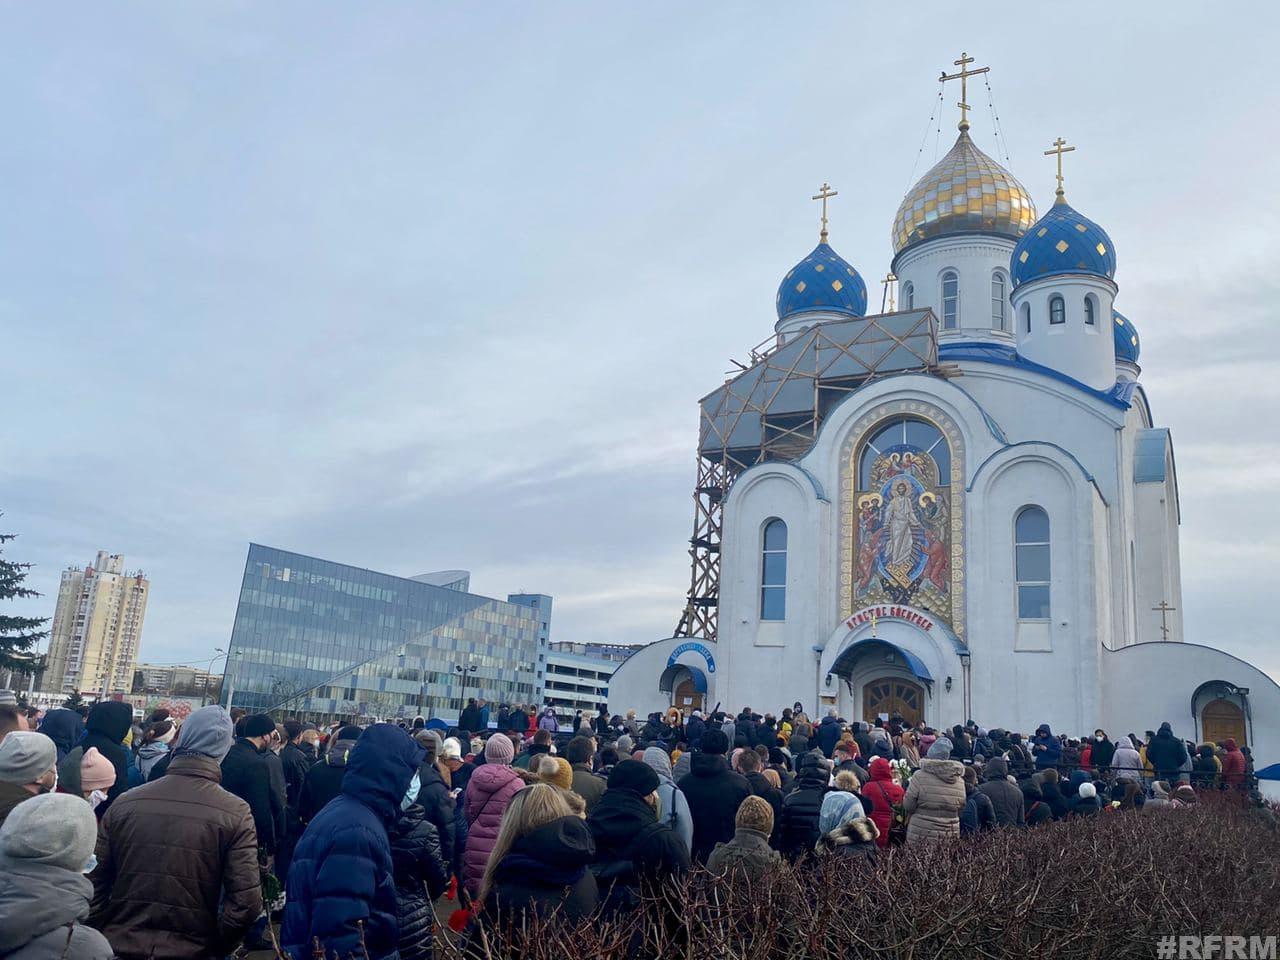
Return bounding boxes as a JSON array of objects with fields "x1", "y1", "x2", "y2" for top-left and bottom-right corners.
[{"x1": 0, "y1": 696, "x2": 1271, "y2": 959}]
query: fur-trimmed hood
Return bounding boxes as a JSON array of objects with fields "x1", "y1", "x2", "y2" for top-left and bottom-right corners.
[{"x1": 819, "y1": 816, "x2": 880, "y2": 848}]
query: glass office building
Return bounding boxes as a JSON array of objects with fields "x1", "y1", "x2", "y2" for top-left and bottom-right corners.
[{"x1": 224, "y1": 544, "x2": 545, "y2": 722}]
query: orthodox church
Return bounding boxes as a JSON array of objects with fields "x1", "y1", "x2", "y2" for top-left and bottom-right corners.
[{"x1": 609, "y1": 57, "x2": 1279, "y2": 771}]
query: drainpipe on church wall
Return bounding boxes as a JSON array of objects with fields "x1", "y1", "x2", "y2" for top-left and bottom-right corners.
[{"x1": 960, "y1": 653, "x2": 972, "y2": 724}]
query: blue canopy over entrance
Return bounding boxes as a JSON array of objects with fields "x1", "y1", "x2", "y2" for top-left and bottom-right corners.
[
  {"x1": 659, "y1": 662, "x2": 708, "y2": 694},
  {"x1": 830, "y1": 637, "x2": 933, "y2": 685}
]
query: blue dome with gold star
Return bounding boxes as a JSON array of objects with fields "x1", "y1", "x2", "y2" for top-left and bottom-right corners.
[
  {"x1": 776, "y1": 242, "x2": 868, "y2": 321},
  {"x1": 1011, "y1": 197, "x2": 1116, "y2": 288},
  {"x1": 1113, "y1": 309, "x2": 1140, "y2": 364}
]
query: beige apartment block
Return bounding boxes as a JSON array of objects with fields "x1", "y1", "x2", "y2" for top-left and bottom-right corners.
[{"x1": 45, "y1": 551, "x2": 149, "y2": 696}]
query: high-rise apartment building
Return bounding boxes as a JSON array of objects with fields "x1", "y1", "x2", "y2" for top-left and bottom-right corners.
[{"x1": 45, "y1": 552, "x2": 150, "y2": 696}]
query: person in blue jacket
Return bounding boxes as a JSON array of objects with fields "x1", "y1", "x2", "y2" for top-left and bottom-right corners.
[
  {"x1": 282, "y1": 723, "x2": 425, "y2": 960},
  {"x1": 1031, "y1": 724, "x2": 1062, "y2": 770}
]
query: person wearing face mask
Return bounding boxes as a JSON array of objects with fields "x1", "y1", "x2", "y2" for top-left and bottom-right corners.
[
  {"x1": 282, "y1": 723, "x2": 425, "y2": 960},
  {"x1": 88, "y1": 705, "x2": 262, "y2": 959},
  {"x1": 56, "y1": 746, "x2": 118, "y2": 811},
  {"x1": 1091, "y1": 729, "x2": 1116, "y2": 777},
  {"x1": 0, "y1": 731, "x2": 58, "y2": 827},
  {"x1": 587, "y1": 759, "x2": 690, "y2": 915},
  {"x1": 387, "y1": 768, "x2": 449, "y2": 960},
  {"x1": 0, "y1": 792, "x2": 114, "y2": 959}
]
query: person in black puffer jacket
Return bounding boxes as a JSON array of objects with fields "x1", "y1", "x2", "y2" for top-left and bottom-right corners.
[
  {"x1": 1021, "y1": 780, "x2": 1054, "y2": 826},
  {"x1": 684, "y1": 712, "x2": 706, "y2": 751},
  {"x1": 410, "y1": 730, "x2": 456, "y2": 870},
  {"x1": 777, "y1": 754, "x2": 828, "y2": 860},
  {"x1": 738, "y1": 750, "x2": 783, "y2": 843},
  {"x1": 298, "y1": 726, "x2": 362, "y2": 824},
  {"x1": 390, "y1": 803, "x2": 449, "y2": 960},
  {"x1": 676, "y1": 731, "x2": 751, "y2": 863}
]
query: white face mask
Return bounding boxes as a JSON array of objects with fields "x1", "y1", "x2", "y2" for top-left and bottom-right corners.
[
  {"x1": 81, "y1": 853, "x2": 98, "y2": 875},
  {"x1": 401, "y1": 773, "x2": 421, "y2": 812},
  {"x1": 87, "y1": 789, "x2": 109, "y2": 810}
]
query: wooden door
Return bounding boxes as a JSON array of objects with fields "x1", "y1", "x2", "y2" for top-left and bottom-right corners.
[
  {"x1": 863, "y1": 678, "x2": 924, "y2": 727},
  {"x1": 1201, "y1": 698, "x2": 1246, "y2": 746},
  {"x1": 673, "y1": 679, "x2": 702, "y2": 717}
]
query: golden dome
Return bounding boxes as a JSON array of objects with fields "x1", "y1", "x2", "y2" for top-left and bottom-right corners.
[{"x1": 891, "y1": 130, "x2": 1038, "y2": 255}]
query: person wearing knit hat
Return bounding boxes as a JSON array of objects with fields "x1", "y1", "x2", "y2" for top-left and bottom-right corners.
[
  {"x1": 902, "y1": 734, "x2": 965, "y2": 843},
  {"x1": 0, "y1": 731, "x2": 58, "y2": 827},
  {"x1": 532, "y1": 754, "x2": 574, "y2": 791},
  {"x1": 89, "y1": 704, "x2": 264, "y2": 957},
  {"x1": 587, "y1": 759, "x2": 689, "y2": 893},
  {"x1": 484, "y1": 732, "x2": 515, "y2": 765},
  {"x1": 221, "y1": 710, "x2": 287, "y2": 856},
  {"x1": 0, "y1": 792, "x2": 114, "y2": 958},
  {"x1": 705, "y1": 794, "x2": 781, "y2": 875},
  {"x1": 925, "y1": 737, "x2": 954, "y2": 760},
  {"x1": 78, "y1": 747, "x2": 118, "y2": 808}
]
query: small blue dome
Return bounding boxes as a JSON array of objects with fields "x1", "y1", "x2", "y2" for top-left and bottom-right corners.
[
  {"x1": 1011, "y1": 198, "x2": 1116, "y2": 288},
  {"x1": 1113, "y1": 310, "x2": 1140, "y2": 364},
  {"x1": 776, "y1": 242, "x2": 868, "y2": 321}
]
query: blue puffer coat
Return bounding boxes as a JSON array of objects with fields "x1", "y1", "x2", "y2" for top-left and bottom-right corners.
[
  {"x1": 282, "y1": 724, "x2": 425, "y2": 960},
  {"x1": 1031, "y1": 726, "x2": 1061, "y2": 770}
]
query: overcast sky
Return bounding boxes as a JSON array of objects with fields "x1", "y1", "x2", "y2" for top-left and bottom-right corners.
[{"x1": 4, "y1": 4, "x2": 1279, "y2": 685}]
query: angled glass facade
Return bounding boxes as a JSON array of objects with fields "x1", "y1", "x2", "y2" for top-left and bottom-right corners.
[{"x1": 224, "y1": 544, "x2": 544, "y2": 722}]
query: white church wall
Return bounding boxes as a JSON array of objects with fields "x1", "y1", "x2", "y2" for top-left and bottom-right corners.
[
  {"x1": 966, "y1": 445, "x2": 1105, "y2": 736},
  {"x1": 1012, "y1": 274, "x2": 1118, "y2": 391},
  {"x1": 1100, "y1": 641, "x2": 1280, "y2": 798},
  {"x1": 717, "y1": 464, "x2": 830, "y2": 712},
  {"x1": 606, "y1": 638, "x2": 719, "y2": 719},
  {"x1": 893, "y1": 235, "x2": 1017, "y2": 342}
]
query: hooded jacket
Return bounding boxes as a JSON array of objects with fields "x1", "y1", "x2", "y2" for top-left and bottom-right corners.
[
  {"x1": 705, "y1": 826, "x2": 779, "y2": 875},
  {"x1": 460, "y1": 762, "x2": 525, "y2": 895},
  {"x1": 1221, "y1": 739, "x2": 1247, "y2": 787},
  {"x1": 298, "y1": 735, "x2": 358, "y2": 823},
  {"x1": 1090, "y1": 736, "x2": 1116, "y2": 770},
  {"x1": 282, "y1": 724, "x2": 424, "y2": 960},
  {"x1": 976, "y1": 758, "x2": 1025, "y2": 827},
  {"x1": 815, "y1": 715, "x2": 843, "y2": 759},
  {"x1": 81, "y1": 701, "x2": 133, "y2": 814},
  {"x1": 676, "y1": 752, "x2": 752, "y2": 863},
  {"x1": 36, "y1": 708, "x2": 82, "y2": 764},
  {"x1": 409, "y1": 759, "x2": 455, "y2": 870},
  {"x1": 903, "y1": 757, "x2": 965, "y2": 842},
  {"x1": 136, "y1": 740, "x2": 171, "y2": 781},
  {"x1": 90, "y1": 753, "x2": 262, "y2": 959},
  {"x1": 1020, "y1": 781, "x2": 1053, "y2": 826},
  {"x1": 1030, "y1": 726, "x2": 1061, "y2": 770},
  {"x1": 865, "y1": 757, "x2": 905, "y2": 848},
  {"x1": 1111, "y1": 735, "x2": 1144, "y2": 781},
  {"x1": 642, "y1": 747, "x2": 694, "y2": 854},
  {"x1": 815, "y1": 816, "x2": 879, "y2": 867},
  {"x1": 777, "y1": 756, "x2": 829, "y2": 859},
  {"x1": 482, "y1": 817, "x2": 598, "y2": 925},
  {"x1": 588, "y1": 788, "x2": 689, "y2": 906}
]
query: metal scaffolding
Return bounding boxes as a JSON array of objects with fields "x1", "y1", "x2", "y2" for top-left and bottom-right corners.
[{"x1": 674, "y1": 308, "x2": 942, "y2": 640}]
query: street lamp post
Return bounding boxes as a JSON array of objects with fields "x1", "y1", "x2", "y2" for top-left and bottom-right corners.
[
  {"x1": 454, "y1": 661, "x2": 479, "y2": 718},
  {"x1": 223, "y1": 651, "x2": 243, "y2": 713},
  {"x1": 202, "y1": 648, "x2": 227, "y2": 707}
]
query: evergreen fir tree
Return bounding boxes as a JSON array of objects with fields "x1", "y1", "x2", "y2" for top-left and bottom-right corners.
[
  {"x1": 0, "y1": 526, "x2": 49, "y2": 673},
  {"x1": 62, "y1": 690, "x2": 85, "y2": 710}
]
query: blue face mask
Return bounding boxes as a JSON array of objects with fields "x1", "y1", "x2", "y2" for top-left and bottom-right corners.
[
  {"x1": 81, "y1": 853, "x2": 98, "y2": 875},
  {"x1": 401, "y1": 773, "x2": 420, "y2": 811}
]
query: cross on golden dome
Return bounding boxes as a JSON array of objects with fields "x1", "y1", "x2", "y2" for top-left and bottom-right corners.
[
  {"x1": 939, "y1": 52, "x2": 990, "y2": 132},
  {"x1": 812, "y1": 182, "x2": 838, "y2": 242},
  {"x1": 1044, "y1": 136, "x2": 1076, "y2": 199}
]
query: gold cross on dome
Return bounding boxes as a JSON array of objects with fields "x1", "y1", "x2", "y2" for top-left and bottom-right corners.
[
  {"x1": 1044, "y1": 136, "x2": 1076, "y2": 198},
  {"x1": 812, "y1": 182, "x2": 837, "y2": 242},
  {"x1": 939, "y1": 52, "x2": 990, "y2": 132},
  {"x1": 881, "y1": 272, "x2": 897, "y2": 313}
]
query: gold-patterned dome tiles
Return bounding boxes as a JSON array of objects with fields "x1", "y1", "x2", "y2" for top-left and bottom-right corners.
[{"x1": 892, "y1": 131, "x2": 1038, "y2": 254}]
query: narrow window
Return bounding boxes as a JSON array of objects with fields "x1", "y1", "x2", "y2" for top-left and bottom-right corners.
[
  {"x1": 1015, "y1": 507, "x2": 1050, "y2": 619},
  {"x1": 991, "y1": 272, "x2": 1007, "y2": 330},
  {"x1": 902, "y1": 281, "x2": 914, "y2": 310},
  {"x1": 1023, "y1": 302, "x2": 1032, "y2": 334},
  {"x1": 1049, "y1": 295, "x2": 1066, "y2": 325},
  {"x1": 1084, "y1": 295, "x2": 1096, "y2": 326},
  {"x1": 760, "y1": 519, "x2": 787, "y2": 621},
  {"x1": 941, "y1": 271, "x2": 959, "y2": 329}
]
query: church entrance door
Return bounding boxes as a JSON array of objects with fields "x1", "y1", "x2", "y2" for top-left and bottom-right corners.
[
  {"x1": 863, "y1": 678, "x2": 924, "y2": 727},
  {"x1": 1201, "y1": 698, "x2": 1246, "y2": 746},
  {"x1": 673, "y1": 679, "x2": 703, "y2": 717}
]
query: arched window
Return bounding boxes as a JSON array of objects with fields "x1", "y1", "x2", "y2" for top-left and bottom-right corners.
[
  {"x1": 902, "y1": 281, "x2": 914, "y2": 310},
  {"x1": 1022, "y1": 302, "x2": 1032, "y2": 334},
  {"x1": 1049, "y1": 295, "x2": 1066, "y2": 325},
  {"x1": 1015, "y1": 507, "x2": 1050, "y2": 619},
  {"x1": 760, "y1": 519, "x2": 787, "y2": 621},
  {"x1": 991, "y1": 271, "x2": 1007, "y2": 330},
  {"x1": 941, "y1": 271, "x2": 959, "y2": 329},
  {"x1": 857, "y1": 416, "x2": 951, "y2": 489},
  {"x1": 1084, "y1": 295, "x2": 1097, "y2": 326}
]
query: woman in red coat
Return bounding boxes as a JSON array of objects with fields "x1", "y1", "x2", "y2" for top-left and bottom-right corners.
[
  {"x1": 865, "y1": 757, "x2": 905, "y2": 848},
  {"x1": 1221, "y1": 738, "x2": 1248, "y2": 789}
]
